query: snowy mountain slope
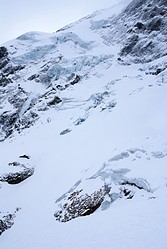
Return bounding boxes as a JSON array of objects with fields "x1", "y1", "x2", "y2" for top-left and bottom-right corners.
[{"x1": 0, "y1": 0, "x2": 167, "y2": 248}]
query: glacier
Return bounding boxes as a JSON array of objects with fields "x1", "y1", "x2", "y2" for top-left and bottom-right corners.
[{"x1": 0, "y1": 0, "x2": 167, "y2": 248}]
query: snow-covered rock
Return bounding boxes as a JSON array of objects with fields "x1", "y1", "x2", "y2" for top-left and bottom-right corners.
[{"x1": 0, "y1": 0, "x2": 167, "y2": 248}]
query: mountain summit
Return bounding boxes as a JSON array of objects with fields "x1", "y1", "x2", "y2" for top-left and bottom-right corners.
[{"x1": 0, "y1": 1, "x2": 167, "y2": 248}]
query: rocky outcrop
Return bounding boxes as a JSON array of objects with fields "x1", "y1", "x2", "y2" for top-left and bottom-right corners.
[
  {"x1": 99, "y1": 0, "x2": 167, "y2": 65},
  {"x1": 54, "y1": 186, "x2": 110, "y2": 222},
  {"x1": 0, "y1": 165, "x2": 34, "y2": 184},
  {"x1": 0, "y1": 213, "x2": 15, "y2": 235},
  {"x1": 0, "y1": 74, "x2": 12, "y2": 87},
  {"x1": 0, "y1": 111, "x2": 18, "y2": 138},
  {"x1": 0, "y1": 47, "x2": 11, "y2": 88},
  {"x1": 0, "y1": 208, "x2": 21, "y2": 236},
  {"x1": 119, "y1": 0, "x2": 167, "y2": 62},
  {"x1": 0, "y1": 106, "x2": 39, "y2": 141},
  {"x1": 47, "y1": 96, "x2": 62, "y2": 106},
  {"x1": 0, "y1": 47, "x2": 8, "y2": 59},
  {"x1": 54, "y1": 149, "x2": 153, "y2": 223},
  {"x1": 0, "y1": 85, "x2": 63, "y2": 140},
  {"x1": 54, "y1": 174, "x2": 151, "y2": 223}
]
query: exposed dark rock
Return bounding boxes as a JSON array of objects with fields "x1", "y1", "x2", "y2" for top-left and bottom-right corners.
[
  {"x1": 120, "y1": 178, "x2": 151, "y2": 191},
  {"x1": 0, "y1": 214, "x2": 15, "y2": 235},
  {"x1": 0, "y1": 58, "x2": 9, "y2": 70},
  {"x1": 134, "y1": 22, "x2": 145, "y2": 30},
  {"x1": 0, "y1": 168, "x2": 34, "y2": 184},
  {"x1": 120, "y1": 34, "x2": 139, "y2": 56},
  {"x1": 3, "y1": 64, "x2": 25, "y2": 76},
  {"x1": 0, "y1": 74, "x2": 12, "y2": 87},
  {"x1": 74, "y1": 117, "x2": 86, "y2": 126},
  {"x1": 127, "y1": 28, "x2": 135, "y2": 34},
  {"x1": 8, "y1": 91, "x2": 28, "y2": 109},
  {"x1": 149, "y1": 5, "x2": 163, "y2": 18},
  {"x1": 155, "y1": 68, "x2": 163, "y2": 75},
  {"x1": 8, "y1": 161, "x2": 21, "y2": 166},
  {"x1": 54, "y1": 162, "x2": 151, "y2": 222},
  {"x1": 0, "y1": 111, "x2": 18, "y2": 138},
  {"x1": 149, "y1": 67, "x2": 166, "y2": 75},
  {"x1": 68, "y1": 74, "x2": 81, "y2": 85},
  {"x1": 0, "y1": 208, "x2": 21, "y2": 235},
  {"x1": 60, "y1": 129, "x2": 71, "y2": 135},
  {"x1": 122, "y1": 188, "x2": 131, "y2": 196},
  {"x1": 147, "y1": 16, "x2": 162, "y2": 32},
  {"x1": 19, "y1": 154, "x2": 30, "y2": 159},
  {"x1": 121, "y1": 188, "x2": 134, "y2": 199},
  {"x1": 81, "y1": 201, "x2": 102, "y2": 216},
  {"x1": 0, "y1": 106, "x2": 39, "y2": 140},
  {"x1": 54, "y1": 74, "x2": 81, "y2": 92},
  {"x1": 54, "y1": 186, "x2": 110, "y2": 222},
  {"x1": 0, "y1": 47, "x2": 8, "y2": 59},
  {"x1": 16, "y1": 111, "x2": 39, "y2": 130},
  {"x1": 125, "y1": 0, "x2": 146, "y2": 15},
  {"x1": 28, "y1": 74, "x2": 39, "y2": 81},
  {"x1": 144, "y1": 62, "x2": 167, "y2": 75},
  {"x1": 107, "y1": 0, "x2": 167, "y2": 62},
  {"x1": 56, "y1": 84, "x2": 66, "y2": 91},
  {"x1": 47, "y1": 96, "x2": 62, "y2": 106}
]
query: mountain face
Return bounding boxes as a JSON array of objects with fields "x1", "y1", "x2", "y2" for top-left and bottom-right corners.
[{"x1": 0, "y1": 0, "x2": 167, "y2": 248}]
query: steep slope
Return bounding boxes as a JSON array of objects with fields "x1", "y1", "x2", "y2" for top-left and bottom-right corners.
[{"x1": 0, "y1": 0, "x2": 167, "y2": 248}]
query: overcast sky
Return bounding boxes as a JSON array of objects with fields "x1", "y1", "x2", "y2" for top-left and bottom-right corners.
[{"x1": 0, "y1": 0, "x2": 122, "y2": 45}]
